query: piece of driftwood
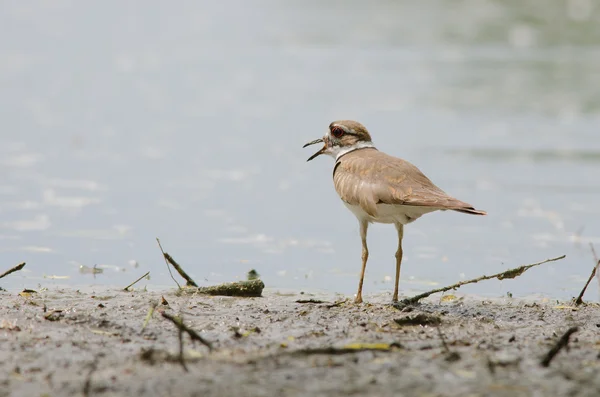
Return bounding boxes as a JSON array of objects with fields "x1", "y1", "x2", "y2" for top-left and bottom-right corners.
[
  {"x1": 400, "y1": 255, "x2": 566, "y2": 305},
  {"x1": 179, "y1": 279, "x2": 264, "y2": 297}
]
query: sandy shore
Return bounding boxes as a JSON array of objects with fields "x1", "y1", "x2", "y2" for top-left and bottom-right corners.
[{"x1": 1, "y1": 287, "x2": 599, "y2": 397}]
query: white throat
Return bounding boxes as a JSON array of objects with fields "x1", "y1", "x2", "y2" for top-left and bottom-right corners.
[{"x1": 329, "y1": 141, "x2": 376, "y2": 161}]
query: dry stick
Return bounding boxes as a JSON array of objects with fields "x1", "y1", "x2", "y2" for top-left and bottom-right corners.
[
  {"x1": 157, "y1": 238, "x2": 181, "y2": 289},
  {"x1": 574, "y1": 263, "x2": 598, "y2": 305},
  {"x1": 401, "y1": 255, "x2": 566, "y2": 305},
  {"x1": 140, "y1": 302, "x2": 158, "y2": 333},
  {"x1": 156, "y1": 238, "x2": 198, "y2": 288},
  {"x1": 574, "y1": 243, "x2": 599, "y2": 305},
  {"x1": 594, "y1": 243, "x2": 600, "y2": 295},
  {"x1": 289, "y1": 344, "x2": 401, "y2": 356},
  {"x1": 161, "y1": 312, "x2": 213, "y2": 350},
  {"x1": 176, "y1": 321, "x2": 188, "y2": 372},
  {"x1": 0, "y1": 262, "x2": 26, "y2": 279},
  {"x1": 540, "y1": 327, "x2": 579, "y2": 367},
  {"x1": 123, "y1": 271, "x2": 150, "y2": 291}
]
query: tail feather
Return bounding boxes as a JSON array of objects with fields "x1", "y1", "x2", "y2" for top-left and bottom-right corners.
[{"x1": 453, "y1": 207, "x2": 487, "y2": 216}]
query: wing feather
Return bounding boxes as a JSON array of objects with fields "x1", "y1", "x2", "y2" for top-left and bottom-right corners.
[{"x1": 333, "y1": 148, "x2": 484, "y2": 214}]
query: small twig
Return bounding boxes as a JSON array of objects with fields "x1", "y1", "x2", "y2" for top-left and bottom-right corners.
[
  {"x1": 574, "y1": 244, "x2": 599, "y2": 305},
  {"x1": 123, "y1": 271, "x2": 150, "y2": 291},
  {"x1": 140, "y1": 302, "x2": 158, "y2": 333},
  {"x1": 401, "y1": 255, "x2": 566, "y2": 305},
  {"x1": 156, "y1": 238, "x2": 182, "y2": 289},
  {"x1": 574, "y1": 264, "x2": 598, "y2": 305},
  {"x1": 176, "y1": 320, "x2": 188, "y2": 372},
  {"x1": 326, "y1": 299, "x2": 348, "y2": 308},
  {"x1": 289, "y1": 343, "x2": 401, "y2": 356},
  {"x1": 591, "y1": 243, "x2": 600, "y2": 299},
  {"x1": 0, "y1": 262, "x2": 26, "y2": 279},
  {"x1": 156, "y1": 239, "x2": 198, "y2": 288},
  {"x1": 161, "y1": 312, "x2": 212, "y2": 351},
  {"x1": 294, "y1": 299, "x2": 348, "y2": 307},
  {"x1": 296, "y1": 299, "x2": 327, "y2": 304},
  {"x1": 540, "y1": 327, "x2": 578, "y2": 367}
]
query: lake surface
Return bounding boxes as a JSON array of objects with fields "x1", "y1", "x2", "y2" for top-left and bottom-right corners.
[{"x1": 1, "y1": 0, "x2": 599, "y2": 300}]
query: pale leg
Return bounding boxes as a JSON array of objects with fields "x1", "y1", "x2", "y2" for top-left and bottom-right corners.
[
  {"x1": 355, "y1": 220, "x2": 369, "y2": 303},
  {"x1": 393, "y1": 223, "x2": 404, "y2": 302}
]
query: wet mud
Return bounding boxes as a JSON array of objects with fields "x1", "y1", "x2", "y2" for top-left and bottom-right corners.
[{"x1": 1, "y1": 288, "x2": 599, "y2": 397}]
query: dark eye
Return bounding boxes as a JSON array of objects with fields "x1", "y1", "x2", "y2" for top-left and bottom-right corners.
[{"x1": 330, "y1": 126, "x2": 345, "y2": 138}]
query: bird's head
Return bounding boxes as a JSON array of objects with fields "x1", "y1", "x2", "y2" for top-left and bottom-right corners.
[{"x1": 303, "y1": 120, "x2": 373, "y2": 162}]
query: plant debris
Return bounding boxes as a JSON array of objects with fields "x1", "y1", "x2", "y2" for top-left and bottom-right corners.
[
  {"x1": 179, "y1": 279, "x2": 265, "y2": 297},
  {"x1": 400, "y1": 255, "x2": 566, "y2": 305},
  {"x1": 161, "y1": 312, "x2": 212, "y2": 351},
  {"x1": 156, "y1": 238, "x2": 198, "y2": 288},
  {"x1": 0, "y1": 262, "x2": 26, "y2": 280},
  {"x1": 574, "y1": 243, "x2": 599, "y2": 305},
  {"x1": 540, "y1": 326, "x2": 579, "y2": 367},
  {"x1": 247, "y1": 269, "x2": 260, "y2": 280},
  {"x1": 296, "y1": 299, "x2": 327, "y2": 304},
  {"x1": 289, "y1": 343, "x2": 402, "y2": 356},
  {"x1": 123, "y1": 271, "x2": 150, "y2": 291}
]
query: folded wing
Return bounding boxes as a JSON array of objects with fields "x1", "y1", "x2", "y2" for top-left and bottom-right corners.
[{"x1": 333, "y1": 149, "x2": 486, "y2": 217}]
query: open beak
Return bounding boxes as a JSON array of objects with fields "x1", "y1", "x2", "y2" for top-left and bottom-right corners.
[{"x1": 303, "y1": 138, "x2": 325, "y2": 162}]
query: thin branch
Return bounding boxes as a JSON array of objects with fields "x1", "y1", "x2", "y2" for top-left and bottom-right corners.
[
  {"x1": 574, "y1": 264, "x2": 598, "y2": 305},
  {"x1": 540, "y1": 327, "x2": 578, "y2": 367},
  {"x1": 156, "y1": 238, "x2": 181, "y2": 289},
  {"x1": 574, "y1": 243, "x2": 599, "y2": 305},
  {"x1": 288, "y1": 343, "x2": 401, "y2": 356},
  {"x1": 401, "y1": 255, "x2": 566, "y2": 305},
  {"x1": 176, "y1": 320, "x2": 188, "y2": 372},
  {"x1": 0, "y1": 262, "x2": 26, "y2": 279},
  {"x1": 156, "y1": 238, "x2": 198, "y2": 288},
  {"x1": 161, "y1": 312, "x2": 212, "y2": 350},
  {"x1": 123, "y1": 271, "x2": 150, "y2": 291}
]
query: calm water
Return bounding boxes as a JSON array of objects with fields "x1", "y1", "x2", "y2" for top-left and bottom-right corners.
[{"x1": 1, "y1": 1, "x2": 599, "y2": 300}]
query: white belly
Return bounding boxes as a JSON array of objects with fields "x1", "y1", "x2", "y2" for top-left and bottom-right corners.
[{"x1": 343, "y1": 202, "x2": 438, "y2": 225}]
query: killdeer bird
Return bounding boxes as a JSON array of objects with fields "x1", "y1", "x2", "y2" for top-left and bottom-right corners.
[{"x1": 304, "y1": 120, "x2": 486, "y2": 303}]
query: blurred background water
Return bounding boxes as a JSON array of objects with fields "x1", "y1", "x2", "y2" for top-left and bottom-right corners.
[{"x1": 1, "y1": 0, "x2": 599, "y2": 300}]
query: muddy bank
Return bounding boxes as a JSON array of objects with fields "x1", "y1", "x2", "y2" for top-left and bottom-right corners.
[{"x1": 1, "y1": 287, "x2": 599, "y2": 397}]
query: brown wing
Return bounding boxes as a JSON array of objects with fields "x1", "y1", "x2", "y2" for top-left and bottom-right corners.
[{"x1": 333, "y1": 148, "x2": 485, "y2": 216}]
